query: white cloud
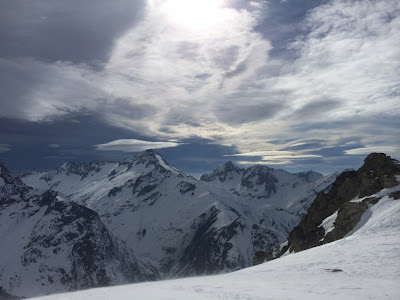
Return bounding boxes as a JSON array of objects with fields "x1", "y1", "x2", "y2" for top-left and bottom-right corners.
[
  {"x1": 95, "y1": 139, "x2": 183, "y2": 152},
  {"x1": 225, "y1": 151, "x2": 294, "y2": 157},
  {"x1": 236, "y1": 160, "x2": 293, "y2": 166},
  {"x1": 345, "y1": 146, "x2": 400, "y2": 158},
  {"x1": 0, "y1": 144, "x2": 12, "y2": 153},
  {"x1": 276, "y1": 0, "x2": 400, "y2": 122}
]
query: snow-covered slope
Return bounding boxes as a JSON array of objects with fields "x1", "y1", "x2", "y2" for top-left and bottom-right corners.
[
  {"x1": 0, "y1": 163, "x2": 159, "y2": 298},
  {"x1": 20, "y1": 151, "x2": 336, "y2": 277},
  {"x1": 30, "y1": 192, "x2": 400, "y2": 300}
]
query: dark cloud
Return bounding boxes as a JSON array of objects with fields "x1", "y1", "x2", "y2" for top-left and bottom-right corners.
[
  {"x1": 0, "y1": 57, "x2": 102, "y2": 120},
  {"x1": 0, "y1": 0, "x2": 145, "y2": 65},
  {"x1": 254, "y1": 0, "x2": 324, "y2": 58}
]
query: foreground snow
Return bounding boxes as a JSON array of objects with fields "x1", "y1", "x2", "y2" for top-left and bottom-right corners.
[{"x1": 31, "y1": 196, "x2": 400, "y2": 300}]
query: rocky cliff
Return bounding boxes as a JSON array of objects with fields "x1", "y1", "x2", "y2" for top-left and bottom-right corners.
[{"x1": 254, "y1": 153, "x2": 400, "y2": 264}]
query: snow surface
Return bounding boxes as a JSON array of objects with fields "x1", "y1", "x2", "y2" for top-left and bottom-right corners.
[
  {"x1": 351, "y1": 184, "x2": 400, "y2": 203},
  {"x1": 0, "y1": 177, "x2": 4, "y2": 186},
  {"x1": 319, "y1": 209, "x2": 339, "y2": 234},
  {"x1": 30, "y1": 195, "x2": 400, "y2": 300},
  {"x1": 154, "y1": 154, "x2": 180, "y2": 175}
]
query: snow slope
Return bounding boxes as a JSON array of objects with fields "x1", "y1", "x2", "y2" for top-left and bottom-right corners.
[{"x1": 30, "y1": 193, "x2": 400, "y2": 300}]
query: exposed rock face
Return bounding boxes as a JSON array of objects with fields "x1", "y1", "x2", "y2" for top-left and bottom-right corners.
[
  {"x1": 322, "y1": 202, "x2": 368, "y2": 243},
  {"x1": 256, "y1": 153, "x2": 400, "y2": 263}
]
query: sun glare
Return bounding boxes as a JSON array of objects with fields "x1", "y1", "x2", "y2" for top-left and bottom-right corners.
[{"x1": 162, "y1": 0, "x2": 225, "y2": 30}]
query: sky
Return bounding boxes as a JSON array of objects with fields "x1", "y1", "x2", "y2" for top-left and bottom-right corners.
[{"x1": 0, "y1": 0, "x2": 399, "y2": 176}]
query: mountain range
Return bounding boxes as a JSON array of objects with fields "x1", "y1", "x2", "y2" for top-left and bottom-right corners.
[{"x1": 2, "y1": 150, "x2": 398, "y2": 298}]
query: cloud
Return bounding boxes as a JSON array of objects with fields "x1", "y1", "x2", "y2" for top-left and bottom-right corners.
[
  {"x1": 277, "y1": 0, "x2": 400, "y2": 122},
  {"x1": 0, "y1": 58, "x2": 106, "y2": 121},
  {"x1": 95, "y1": 139, "x2": 183, "y2": 152},
  {"x1": 225, "y1": 150, "x2": 323, "y2": 165},
  {"x1": 48, "y1": 144, "x2": 60, "y2": 149},
  {"x1": 345, "y1": 146, "x2": 399, "y2": 157},
  {"x1": 0, "y1": 0, "x2": 399, "y2": 170},
  {"x1": 236, "y1": 160, "x2": 293, "y2": 166},
  {"x1": 0, "y1": 144, "x2": 12, "y2": 153},
  {"x1": 225, "y1": 151, "x2": 294, "y2": 157},
  {"x1": 0, "y1": 0, "x2": 145, "y2": 65}
]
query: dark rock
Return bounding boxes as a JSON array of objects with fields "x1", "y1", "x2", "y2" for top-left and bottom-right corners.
[
  {"x1": 253, "y1": 251, "x2": 268, "y2": 266},
  {"x1": 325, "y1": 268, "x2": 343, "y2": 273},
  {"x1": 323, "y1": 202, "x2": 368, "y2": 244},
  {"x1": 178, "y1": 181, "x2": 196, "y2": 194},
  {"x1": 389, "y1": 191, "x2": 400, "y2": 200},
  {"x1": 108, "y1": 186, "x2": 123, "y2": 197}
]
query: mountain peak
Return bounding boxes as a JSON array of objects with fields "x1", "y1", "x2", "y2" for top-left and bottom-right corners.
[
  {"x1": 200, "y1": 161, "x2": 243, "y2": 182},
  {"x1": 133, "y1": 149, "x2": 164, "y2": 164},
  {"x1": 132, "y1": 149, "x2": 180, "y2": 175},
  {"x1": 223, "y1": 161, "x2": 239, "y2": 171}
]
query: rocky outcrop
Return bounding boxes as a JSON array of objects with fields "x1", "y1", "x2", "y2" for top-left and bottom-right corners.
[{"x1": 256, "y1": 153, "x2": 400, "y2": 262}]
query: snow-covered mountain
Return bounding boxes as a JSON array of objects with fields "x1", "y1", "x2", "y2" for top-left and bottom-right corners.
[
  {"x1": 30, "y1": 185, "x2": 400, "y2": 300},
  {"x1": 0, "y1": 163, "x2": 158, "y2": 299},
  {"x1": 20, "y1": 150, "x2": 336, "y2": 278}
]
